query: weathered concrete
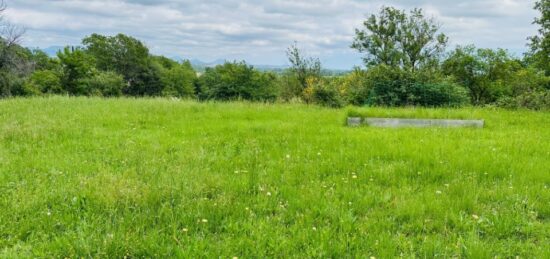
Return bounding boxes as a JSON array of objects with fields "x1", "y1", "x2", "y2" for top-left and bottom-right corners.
[
  {"x1": 348, "y1": 117, "x2": 484, "y2": 128},
  {"x1": 347, "y1": 117, "x2": 362, "y2": 127}
]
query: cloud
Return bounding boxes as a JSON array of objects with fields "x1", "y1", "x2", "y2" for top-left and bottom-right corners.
[{"x1": 4, "y1": 0, "x2": 539, "y2": 69}]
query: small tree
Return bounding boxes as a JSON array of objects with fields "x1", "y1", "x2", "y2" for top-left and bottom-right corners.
[
  {"x1": 197, "y1": 61, "x2": 277, "y2": 101},
  {"x1": 57, "y1": 47, "x2": 96, "y2": 95},
  {"x1": 160, "y1": 60, "x2": 197, "y2": 98},
  {"x1": 286, "y1": 42, "x2": 321, "y2": 90},
  {"x1": 442, "y1": 45, "x2": 521, "y2": 104}
]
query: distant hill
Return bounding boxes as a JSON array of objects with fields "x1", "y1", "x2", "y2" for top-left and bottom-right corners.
[{"x1": 39, "y1": 47, "x2": 349, "y2": 75}]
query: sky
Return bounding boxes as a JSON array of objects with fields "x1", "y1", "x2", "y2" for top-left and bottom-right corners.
[{"x1": 5, "y1": 0, "x2": 540, "y2": 69}]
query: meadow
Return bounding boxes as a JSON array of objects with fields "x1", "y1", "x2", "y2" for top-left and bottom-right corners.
[{"x1": 0, "y1": 97, "x2": 549, "y2": 258}]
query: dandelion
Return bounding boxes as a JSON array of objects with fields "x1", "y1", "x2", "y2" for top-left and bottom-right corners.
[
  {"x1": 352, "y1": 175, "x2": 358, "y2": 179},
  {"x1": 201, "y1": 219, "x2": 208, "y2": 223},
  {"x1": 370, "y1": 257, "x2": 376, "y2": 259},
  {"x1": 182, "y1": 228, "x2": 188, "y2": 232},
  {"x1": 233, "y1": 257, "x2": 239, "y2": 259}
]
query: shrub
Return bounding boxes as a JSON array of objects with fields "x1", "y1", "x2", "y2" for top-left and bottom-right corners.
[
  {"x1": 160, "y1": 61, "x2": 197, "y2": 98},
  {"x1": 337, "y1": 68, "x2": 370, "y2": 106},
  {"x1": 25, "y1": 70, "x2": 64, "y2": 94},
  {"x1": 497, "y1": 90, "x2": 550, "y2": 110},
  {"x1": 1, "y1": 71, "x2": 39, "y2": 97},
  {"x1": 364, "y1": 65, "x2": 470, "y2": 107},
  {"x1": 77, "y1": 71, "x2": 125, "y2": 97},
  {"x1": 197, "y1": 61, "x2": 277, "y2": 101},
  {"x1": 276, "y1": 72, "x2": 303, "y2": 101},
  {"x1": 408, "y1": 82, "x2": 470, "y2": 107}
]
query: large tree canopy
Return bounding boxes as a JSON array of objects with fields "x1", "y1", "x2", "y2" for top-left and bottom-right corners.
[{"x1": 352, "y1": 7, "x2": 447, "y2": 72}]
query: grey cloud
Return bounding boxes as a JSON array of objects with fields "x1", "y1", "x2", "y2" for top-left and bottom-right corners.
[{"x1": 4, "y1": 0, "x2": 539, "y2": 69}]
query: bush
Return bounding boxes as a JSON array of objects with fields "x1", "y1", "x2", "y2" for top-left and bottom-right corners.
[
  {"x1": 276, "y1": 72, "x2": 303, "y2": 101},
  {"x1": 197, "y1": 61, "x2": 277, "y2": 101},
  {"x1": 364, "y1": 65, "x2": 470, "y2": 107},
  {"x1": 497, "y1": 90, "x2": 550, "y2": 110},
  {"x1": 336, "y1": 68, "x2": 370, "y2": 106},
  {"x1": 1, "y1": 71, "x2": 39, "y2": 97},
  {"x1": 408, "y1": 82, "x2": 470, "y2": 107},
  {"x1": 312, "y1": 84, "x2": 344, "y2": 108},
  {"x1": 160, "y1": 61, "x2": 197, "y2": 98},
  {"x1": 77, "y1": 71, "x2": 125, "y2": 97},
  {"x1": 25, "y1": 70, "x2": 64, "y2": 94}
]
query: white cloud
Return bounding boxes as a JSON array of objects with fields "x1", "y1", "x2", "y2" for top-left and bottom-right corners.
[{"x1": 4, "y1": 0, "x2": 539, "y2": 69}]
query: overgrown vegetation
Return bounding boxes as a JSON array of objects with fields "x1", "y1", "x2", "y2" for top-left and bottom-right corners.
[{"x1": 1, "y1": 2, "x2": 549, "y2": 110}]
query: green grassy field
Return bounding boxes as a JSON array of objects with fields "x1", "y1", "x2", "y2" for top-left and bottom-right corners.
[{"x1": 1, "y1": 97, "x2": 549, "y2": 258}]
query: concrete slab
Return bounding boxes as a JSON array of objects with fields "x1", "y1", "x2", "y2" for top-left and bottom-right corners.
[{"x1": 348, "y1": 117, "x2": 484, "y2": 128}]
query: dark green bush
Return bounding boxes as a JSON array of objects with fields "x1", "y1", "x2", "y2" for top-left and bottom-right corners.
[
  {"x1": 160, "y1": 61, "x2": 197, "y2": 98},
  {"x1": 25, "y1": 70, "x2": 64, "y2": 94},
  {"x1": 197, "y1": 61, "x2": 277, "y2": 101},
  {"x1": 1, "y1": 71, "x2": 39, "y2": 97},
  {"x1": 364, "y1": 65, "x2": 470, "y2": 107},
  {"x1": 311, "y1": 81, "x2": 344, "y2": 108},
  {"x1": 77, "y1": 71, "x2": 125, "y2": 97}
]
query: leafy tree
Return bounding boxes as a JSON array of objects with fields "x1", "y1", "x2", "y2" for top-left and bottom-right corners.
[
  {"x1": 160, "y1": 60, "x2": 197, "y2": 97},
  {"x1": 198, "y1": 61, "x2": 277, "y2": 101},
  {"x1": 57, "y1": 47, "x2": 96, "y2": 95},
  {"x1": 78, "y1": 71, "x2": 125, "y2": 97},
  {"x1": 352, "y1": 6, "x2": 447, "y2": 71},
  {"x1": 25, "y1": 70, "x2": 63, "y2": 94},
  {"x1": 442, "y1": 45, "x2": 521, "y2": 104},
  {"x1": 364, "y1": 65, "x2": 468, "y2": 107},
  {"x1": 334, "y1": 68, "x2": 370, "y2": 106},
  {"x1": 82, "y1": 33, "x2": 154, "y2": 95},
  {"x1": 286, "y1": 42, "x2": 321, "y2": 91},
  {"x1": 527, "y1": 0, "x2": 549, "y2": 75},
  {"x1": 29, "y1": 49, "x2": 60, "y2": 71}
]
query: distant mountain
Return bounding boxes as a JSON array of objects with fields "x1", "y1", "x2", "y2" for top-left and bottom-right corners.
[{"x1": 37, "y1": 48, "x2": 349, "y2": 74}]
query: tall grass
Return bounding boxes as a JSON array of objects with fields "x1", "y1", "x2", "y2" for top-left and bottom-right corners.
[{"x1": 0, "y1": 97, "x2": 549, "y2": 257}]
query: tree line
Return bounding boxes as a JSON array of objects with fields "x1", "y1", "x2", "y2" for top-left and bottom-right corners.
[{"x1": 0, "y1": 1, "x2": 549, "y2": 110}]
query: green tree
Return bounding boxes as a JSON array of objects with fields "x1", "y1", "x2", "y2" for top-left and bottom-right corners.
[
  {"x1": 25, "y1": 70, "x2": 63, "y2": 94},
  {"x1": 160, "y1": 60, "x2": 197, "y2": 98},
  {"x1": 78, "y1": 71, "x2": 125, "y2": 97},
  {"x1": 57, "y1": 47, "x2": 96, "y2": 95},
  {"x1": 527, "y1": 0, "x2": 550, "y2": 75},
  {"x1": 198, "y1": 61, "x2": 277, "y2": 101},
  {"x1": 442, "y1": 45, "x2": 521, "y2": 104},
  {"x1": 286, "y1": 42, "x2": 321, "y2": 91},
  {"x1": 352, "y1": 6, "x2": 447, "y2": 71},
  {"x1": 82, "y1": 33, "x2": 157, "y2": 95},
  {"x1": 29, "y1": 49, "x2": 60, "y2": 71}
]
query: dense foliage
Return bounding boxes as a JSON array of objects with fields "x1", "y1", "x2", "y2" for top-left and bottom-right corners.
[{"x1": 0, "y1": 3, "x2": 548, "y2": 110}]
